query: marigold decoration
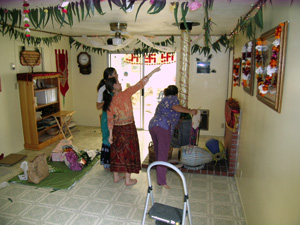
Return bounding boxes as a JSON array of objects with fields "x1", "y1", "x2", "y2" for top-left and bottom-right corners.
[
  {"x1": 23, "y1": 0, "x2": 30, "y2": 37},
  {"x1": 232, "y1": 58, "x2": 241, "y2": 86},
  {"x1": 256, "y1": 23, "x2": 284, "y2": 96},
  {"x1": 241, "y1": 42, "x2": 253, "y2": 87}
]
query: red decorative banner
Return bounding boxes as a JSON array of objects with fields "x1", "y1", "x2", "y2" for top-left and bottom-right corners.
[{"x1": 124, "y1": 53, "x2": 176, "y2": 65}]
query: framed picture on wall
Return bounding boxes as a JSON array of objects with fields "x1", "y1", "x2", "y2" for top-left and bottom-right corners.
[
  {"x1": 255, "y1": 21, "x2": 288, "y2": 113},
  {"x1": 241, "y1": 40, "x2": 255, "y2": 95}
]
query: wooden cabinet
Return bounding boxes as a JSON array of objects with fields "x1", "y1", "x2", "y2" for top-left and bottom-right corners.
[{"x1": 17, "y1": 72, "x2": 63, "y2": 150}]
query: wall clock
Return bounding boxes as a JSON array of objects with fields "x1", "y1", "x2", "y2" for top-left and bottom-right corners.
[{"x1": 77, "y1": 52, "x2": 91, "y2": 74}]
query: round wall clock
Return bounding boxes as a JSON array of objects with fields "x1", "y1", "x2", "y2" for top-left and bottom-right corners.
[{"x1": 77, "y1": 52, "x2": 91, "y2": 74}]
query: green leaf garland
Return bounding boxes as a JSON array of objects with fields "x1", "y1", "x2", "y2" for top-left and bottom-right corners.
[
  {"x1": 69, "y1": 36, "x2": 175, "y2": 56},
  {"x1": 0, "y1": 0, "x2": 271, "y2": 55}
]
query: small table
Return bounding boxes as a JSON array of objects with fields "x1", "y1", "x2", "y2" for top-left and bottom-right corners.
[{"x1": 52, "y1": 111, "x2": 76, "y2": 140}]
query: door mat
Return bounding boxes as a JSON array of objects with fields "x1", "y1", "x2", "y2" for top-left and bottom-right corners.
[{"x1": 0, "y1": 154, "x2": 27, "y2": 166}]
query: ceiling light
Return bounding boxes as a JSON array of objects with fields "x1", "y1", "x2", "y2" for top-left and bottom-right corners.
[{"x1": 112, "y1": 37, "x2": 123, "y2": 46}]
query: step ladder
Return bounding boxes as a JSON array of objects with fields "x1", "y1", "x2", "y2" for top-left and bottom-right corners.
[{"x1": 142, "y1": 161, "x2": 192, "y2": 225}]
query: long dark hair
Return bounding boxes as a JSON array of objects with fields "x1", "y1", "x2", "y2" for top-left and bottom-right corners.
[
  {"x1": 97, "y1": 67, "x2": 116, "y2": 91},
  {"x1": 103, "y1": 77, "x2": 117, "y2": 111},
  {"x1": 164, "y1": 85, "x2": 178, "y2": 96}
]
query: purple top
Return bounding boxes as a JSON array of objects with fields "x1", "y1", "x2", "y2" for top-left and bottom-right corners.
[{"x1": 149, "y1": 95, "x2": 180, "y2": 132}]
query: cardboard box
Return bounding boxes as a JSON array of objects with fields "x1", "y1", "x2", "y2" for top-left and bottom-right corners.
[{"x1": 51, "y1": 139, "x2": 72, "y2": 162}]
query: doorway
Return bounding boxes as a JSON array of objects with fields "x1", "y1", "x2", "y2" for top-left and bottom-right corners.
[{"x1": 108, "y1": 53, "x2": 177, "y2": 130}]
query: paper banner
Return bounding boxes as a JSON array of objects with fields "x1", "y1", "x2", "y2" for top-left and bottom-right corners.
[{"x1": 124, "y1": 53, "x2": 176, "y2": 65}]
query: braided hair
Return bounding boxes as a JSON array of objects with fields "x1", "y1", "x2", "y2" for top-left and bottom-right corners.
[
  {"x1": 103, "y1": 77, "x2": 117, "y2": 111},
  {"x1": 97, "y1": 67, "x2": 116, "y2": 91}
]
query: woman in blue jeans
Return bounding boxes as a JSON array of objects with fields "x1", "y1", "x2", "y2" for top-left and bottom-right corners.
[{"x1": 149, "y1": 85, "x2": 197, "y2": 189}]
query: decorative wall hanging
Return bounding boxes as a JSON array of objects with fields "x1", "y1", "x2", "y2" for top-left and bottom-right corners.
[
  {"x1": 255, "y1": 21, "x2": 288, "y2": 113},
  {"x1": 123, "y1": 53, "x2": 176, "y2": 65},
  {"x1": 241, "y1": 40, "x2": 255, "y2": 95},
  {"x1": 23, "y1": 0, "x2": 30, "y2": 37},
  {"x1": 55, "y1": 49, "x2": 69, "y2": 103},
  {"x1": 20, "y1": 50, "x2": 41, "y2": 66},
  {"x1": 232, "y1": 57, "x2": 241, "y2": 86}
]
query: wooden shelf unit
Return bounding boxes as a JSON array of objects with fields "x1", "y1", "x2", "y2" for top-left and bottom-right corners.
[{"x1": 17, "y1": 72, "x2": 63, "y2": 150}]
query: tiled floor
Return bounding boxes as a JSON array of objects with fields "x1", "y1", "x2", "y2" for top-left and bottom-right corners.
[{"x1": 0, "y1": 126, "x2": 245, "y2": 225}]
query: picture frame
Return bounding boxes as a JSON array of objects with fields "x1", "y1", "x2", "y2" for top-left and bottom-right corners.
[
  {"x1": 241, "y1": 40, "x2": 255, "y2": 95},
  {"x1": 255, "y1": 21, "x2": 288, "y2": 113},
  {"x1": 232, "y1": 57, "x2": 241, "y2": 87},
  {"x1": 196, "y1": 61, "x2": 211, "y2": 74}
]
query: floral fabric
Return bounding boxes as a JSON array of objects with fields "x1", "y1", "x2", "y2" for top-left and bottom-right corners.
[
  {"x1": 110, "y1": 123, "x2": 141, "y2": 174},
  {"x1": 148, "y1": 95, "x2": 180, "y2": 132}
]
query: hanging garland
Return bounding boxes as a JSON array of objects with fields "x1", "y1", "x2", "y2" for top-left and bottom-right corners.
[
  {"x1": 241, "y1": 41, "x2": 253, "y2": 87},
  {"x1": 69, "y1": 37, "x2": 108, "y2": 55},
  {"x1": 0, "y1": 0, "x2": 285, "y2": 54},
  {"x1": 1, "y1": 23, "x2": 62, "y2": 46},
  {"x1": 255, "y1": 23, "x2": 284, "y2": 96},
  {"x1": 23, "y1": 0, "x2": 30, "y2": 37},
  {"x1": 232, "y1": 58, "x2": 241, "y2": 87},
  {"x1": 69, "y1": 35, "x2": 175, "y2": 56},
  {"x1": 133, "y1": 36, "x2": 175, "y2": 55}
]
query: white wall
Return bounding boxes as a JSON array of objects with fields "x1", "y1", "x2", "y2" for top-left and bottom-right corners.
[{"x1": 232, "y1": 1, "x2": 300, "y2": 224}]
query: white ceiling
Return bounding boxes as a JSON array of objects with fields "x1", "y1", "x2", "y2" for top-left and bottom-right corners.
[{"x1": 0, "y1": 0, "x2": 257, "y2": 37}]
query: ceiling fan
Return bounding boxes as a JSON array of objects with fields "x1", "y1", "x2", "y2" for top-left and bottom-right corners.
[
  {"x1": 108, "y1": 22, "x2": 128, "y2": 46},
  {"x1": 107, "y1": 22, "x2": 155, "y2": 46}
]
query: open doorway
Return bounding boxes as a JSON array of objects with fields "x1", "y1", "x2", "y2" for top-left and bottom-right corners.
[{"x1": 108, "y1": 53, "x2": 177, "y2": 130}]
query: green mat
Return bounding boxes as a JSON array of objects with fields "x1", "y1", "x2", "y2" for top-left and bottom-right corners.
[{"x1": 9, "y1": 156, "x2": 100, "y2": 190}]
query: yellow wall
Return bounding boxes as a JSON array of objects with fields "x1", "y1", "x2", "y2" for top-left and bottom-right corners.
[
  {"x1": 1, "y1": 1, "x2": 300, "y2": 224},
  {"x1": 0, "y1": 34, "x2": 72, "y2": 156},
  {"x1": 71, "y1": 36, "x2": 229, "y2": 136},
  {"x1": 232, "y1": 1, "x2": 300, "y2": 224},
  {"x1": 0, "y1": 33, "x2": 228, "y2": 155}
]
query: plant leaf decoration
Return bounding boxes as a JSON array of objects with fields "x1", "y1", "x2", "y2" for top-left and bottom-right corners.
[
  {"x1": 173, "y1": 2, "x2": 179, "y2": 28},
  {"x1": 135, "y1": 0, "x2": 147, "y2": 21},
  {"x1": 254, "y1": 7, "x2": 263, "y2": 29},
  {"x1": 80, "y1": 0, "x2": 85, "y2": 21},
  {"x1": 93, "y1": 0, "x2": 104, "y2": 15},
  {"x1": 181, "y1": 2, "x2": 189, "y2": 30}
]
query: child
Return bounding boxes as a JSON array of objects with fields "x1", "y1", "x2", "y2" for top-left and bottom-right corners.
[{"x1": 96, "y1": 67, "x2": 118, "y2": 169}]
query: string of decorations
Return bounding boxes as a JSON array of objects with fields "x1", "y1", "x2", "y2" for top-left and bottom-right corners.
[
  {"x1": 69, "y1": 36, "x2": 175, "y2": 56},
  {"x1": 241, "y1": 41, "x2": 253, "y2": 88},
  {"x1": 255, "y1": 23, "x2": 284, "y2": 96},
  {"x1": 23, "y1": 0, "x2": 30, "y2": 37},
  {"x1": 133, "y1": 36, "x2": 175, "y2": 55},
  {"x1": 0, "y1": 0, "x2": 285, "y2": 54},
  {"x1": 232, "y1": 58, "x2": 241, "y2": 87},
  {"x1": 0, "y1": 23, "x2": 62, "y2": 46}
]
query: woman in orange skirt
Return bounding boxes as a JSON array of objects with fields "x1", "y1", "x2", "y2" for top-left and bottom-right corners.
[{"x1": 103, "y1": 66, "x2": 161, "y2": 186}]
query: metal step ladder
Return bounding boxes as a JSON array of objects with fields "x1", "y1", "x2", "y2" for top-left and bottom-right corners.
[{"x1": 142, "y1": 161, "x2": 192, "y2": 225}]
